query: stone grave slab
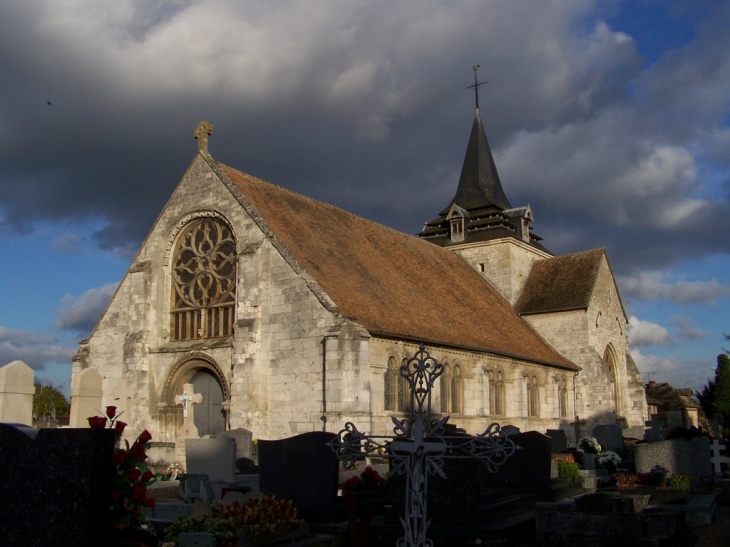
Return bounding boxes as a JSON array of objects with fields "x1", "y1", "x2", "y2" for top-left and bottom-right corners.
[
  {"x1": 258, "y1": 431, "x2": 342, "y2": 522},
  {"x1": 644, "y1": 414, "x2": 664, "y2": 443},
  {"x1": 635, "y1": 437, "x2": 712, "y2": 485},
  {"x1": 221, "y1": 427, "x2": 254, "y2": 460},
  {"x1": 0, "y1": 423, "x2": 116, "y2": 547},
  {"x1": 545, "y1": 429, "x2": 568, "y2": 453},
  {"x1": 501, "y1": 425, "x2": 520, "y2": 437},
  {"x1": 592, "y1": 424, "x2": 624, "y2": 452},
  {"x1": 186, "y1": 436, "x2": 259, "y2": 500}
]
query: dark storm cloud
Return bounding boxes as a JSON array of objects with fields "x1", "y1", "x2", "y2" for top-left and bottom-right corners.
[{"x1": 0, "y1": 0, "x2": 729, "y2": 283}]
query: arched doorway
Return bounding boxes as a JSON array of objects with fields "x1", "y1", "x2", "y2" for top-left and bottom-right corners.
[{"x1": 190, "y1": 369, "x2": 226, "y2": 437}]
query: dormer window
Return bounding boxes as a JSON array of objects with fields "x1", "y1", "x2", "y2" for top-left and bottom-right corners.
[{"x1": 446, "y1": 204, "x2": 467, "y2": 243}]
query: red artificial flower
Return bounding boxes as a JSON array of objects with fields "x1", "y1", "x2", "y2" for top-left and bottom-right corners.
[
  {"x1": 87, "y1": 416, "x2": 107, "y2": 429},
  {"x1": 128, "y1": 468, "x2": 142, "y2": 481},
  {"x1": 114, "y1": 420, "x2": 127, "y2": 435},
  {"x1": 105, "y1": 406, "x2": 117, "y2": 419},
  {"x1": 137, "y1": 430, "x2": 152, "y2": 444},
  {"x1": 141, "y1": 497, "x2": 156, "y2": 508},
  {"x1": 132, "y1": 483, "x2": 147, "y2": 501},
  {"x1": 113, "y1": 449, "x2": 127, "y2": 466},
  {"x1": 129, "y1": 442, "x2": 147, "y2": 461},
  {"x1": 141, "y1": 470, "x2": 154, "y2": 483},
  {"x1": 110, "y1": 490, "x2": 120, "y2": 503}
]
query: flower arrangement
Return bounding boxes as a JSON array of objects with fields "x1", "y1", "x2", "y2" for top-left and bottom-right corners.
[
  {"x1": 555, "y1": 458, "x2": 582, "y2": 483},
  {"x1": 165, "y1": 461, "x2": 185, "y2": 479},
  {"x1": 340, "y1": 465, "x2": 388, "y2": 492},
  {"x1": 88, "y1": 406, "x2": 156, "y2": 528},
  {"x1": 578, "y1": 436, "x2": 601, "y2": 454},
  {"x1": 597, "y1": 450, "x2": 622, "y2": 468},
  {"x1": 165, "y1": 496, "x2": 303, "y2": 547}
]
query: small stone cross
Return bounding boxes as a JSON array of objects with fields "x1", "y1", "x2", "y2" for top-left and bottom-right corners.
[
  {"x1": 194, "y1": 120, "x2": 214, "y2": 154},
  {"x1": 175, "y1": 383, "x2": 202, "y2": 424},
  {"x1": 711, "y1": 415, "x2": 730, "y2": 474},
  {"x1": 571, "y1": 415, "x2": 587, "y2": 445}
]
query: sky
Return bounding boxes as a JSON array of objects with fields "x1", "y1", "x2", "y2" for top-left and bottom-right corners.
[{"x1": 1, "y1": 0, "x2": 729, "y2": 398}]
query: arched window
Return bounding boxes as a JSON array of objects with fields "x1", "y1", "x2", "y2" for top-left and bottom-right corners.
[
  {"x1": 171, "y1": 218, "x2": 236, "y2": 340},
  {"x1": 399, "y1": 358, "x2": 409, "y2": 412},
  {"x1": 559, "y1": 378, "x2": 569, "y2": 418},
  {"x1": 527, "y1": 375, "x2": 539, "y2": 417},
  {"x1": 490, "y1": 371, "x2": 505, "y2": 416},
  {"x1": 441, "y1": 364, "x2": 452, "y2": 414},
  {"x1": 451, "y1": 365, "x2": 463, "y2": 413},
  {"x1": 384, "y1": 356, "x2": 396, "y2": 411}
]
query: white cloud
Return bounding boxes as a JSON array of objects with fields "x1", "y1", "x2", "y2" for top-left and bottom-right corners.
[
  {"x1": 628, "y1": 316, "x2": 672, "y2": 347},
  {"x1": 671, "y1": 316, "x2": 712, "y2": 341},
  {"x1": 0, "y1": 326, "x2": 74, "y2": 371},
  {"x1": 54, "y1": 283, "x2": 117, "y2": 333},
  {"x1": 630, "y1": 348, "x2": 712, "y2": 392},
  {"x1": 618, "y1": 271, "x2": 730, "y2": 305}
]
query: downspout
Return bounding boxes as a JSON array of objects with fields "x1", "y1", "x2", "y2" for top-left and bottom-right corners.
[
  {"x1": 321, "y1": 337, "x2": 327, "y2": 432},
  {"x1": 573, "y1": 370, "x2": 580, "y2": 443}
]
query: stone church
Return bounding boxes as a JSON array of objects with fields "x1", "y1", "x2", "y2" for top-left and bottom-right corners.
[{"x1": 71, "y1": 102, "x2": 646, "y2": 458}]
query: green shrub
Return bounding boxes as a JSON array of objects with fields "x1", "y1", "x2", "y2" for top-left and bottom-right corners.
[
  {"x1": 557, "y1": 460, "x2": 582, "y2": 483},
  {"x1": 669, "y1": 473, "x2": 691, "y2": 491}
]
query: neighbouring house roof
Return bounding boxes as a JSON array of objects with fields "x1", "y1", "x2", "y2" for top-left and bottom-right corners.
[
  {"x1": 515, "y1": 248, "x2": 624, "y2": 317},
  {"x1": 645, "y1": 382, "x2": 700, "y2": 411},
  {"x1": 216, "y1": 161, "x2": 578, "y2": 371}
]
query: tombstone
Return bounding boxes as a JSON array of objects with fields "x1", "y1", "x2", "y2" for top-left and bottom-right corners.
[
  {"x1": 592, "y1": 424, "x2": 624, "y2": 452},
  {"x1": 545, "y1": 429, "x2": 568, "y2": 453},
  {"x1": 69, "y1": 368, "x2": 103, "y2": 427},
  {"x1": 0, "y1": 423, "x2": 117, "y2": 546},
  {"x1": 186, "y1": 436, "x2": 259, "y2": 501},
  {"x1": 501, "y1": 424, "x2": 521, "y2": 437},
  {"x1": 635, "y1": 437, "x2": 712, "y2": 485},
  {"x1": 644, "y1": 414, "x2": 664, "y2": 443},
  {"x1": 481, "y1": 431, "x2": 552, "y2": 492},
  {"x1": 174, "y1": 383, "x2": 203, "y2": 464},
  {"x1": 570, "y1": 415, "x2": 587, "y2": 445},
  {"x1": 259, "y1": 431, "x2": 343, "y2": 522},
  {"x1": 0, "y1": 360, "x2": 35, "y2": 425},
  {"x1": 221, "y1": 427, "x2": 254, "y2": 460},
  {"x1": 710, "y1": 416, "x2": 730, "y2": 475}
]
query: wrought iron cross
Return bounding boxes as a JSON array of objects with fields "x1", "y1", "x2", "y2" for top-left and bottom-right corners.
[
  {"x1": 465, "y1": 64, "x2": 488, "y2": 111},
  {"x1": 330, "y1": 344, "x2": 520, "y2": 547}
]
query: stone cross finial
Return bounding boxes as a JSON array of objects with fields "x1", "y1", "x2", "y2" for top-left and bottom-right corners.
[{"x1": 194, "y1": 120, "x2": 214, "y2": 154}]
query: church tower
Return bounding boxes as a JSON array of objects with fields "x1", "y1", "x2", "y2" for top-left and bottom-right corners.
[{"x1": 417, "y1": 67, "x2": 552, "y2": 305}]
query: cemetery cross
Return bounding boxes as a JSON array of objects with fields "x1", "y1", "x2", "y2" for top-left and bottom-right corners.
[
  {"x1": 710, "y1": 415, "x2": 730, "y2": 475},
  {"x1": 330, "y1": 344, "x2": 521, "y2": 547}
]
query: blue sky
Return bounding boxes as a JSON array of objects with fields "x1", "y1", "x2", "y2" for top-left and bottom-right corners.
[{"x1": 1, "y1": 0, "x2": 729, "y2": 397}]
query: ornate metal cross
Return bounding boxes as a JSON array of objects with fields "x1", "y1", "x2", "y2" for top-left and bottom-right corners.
[
  {"x1": 465, "y1": 64, "x2": 488, "y2": 111},
  {"x1": 331, "y1": 344, "x2": 520, "y2": 547}
]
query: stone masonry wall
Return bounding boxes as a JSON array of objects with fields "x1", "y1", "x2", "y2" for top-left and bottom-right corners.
[{"x1": 452, "y1": 238, "x2": 551, "y2": 305}]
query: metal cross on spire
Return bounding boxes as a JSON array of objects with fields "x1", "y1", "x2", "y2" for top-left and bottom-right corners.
[
  {"x1": 465, "y1": 64, "x2": 488, "y2": 111},
  {"x1": 330, "y1": 344, "x2": 520, "y2": 547}
]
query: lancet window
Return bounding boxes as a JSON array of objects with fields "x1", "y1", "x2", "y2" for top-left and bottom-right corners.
[
  {"x1": 489, "y1": 370, "x2": 505, "y2": 416},
  {"x1": 171, "y1": 218, "x2": 236, "y2": 341},
  {"x1": 385, "y1": 356, "x2": 408, "y2": 412},
  {"x1": 527, "y1": 375, "x2": 540, "y2": 417}
]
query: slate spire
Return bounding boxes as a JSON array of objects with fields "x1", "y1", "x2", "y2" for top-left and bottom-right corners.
[{"x1": 440, "y1": 68, "x2": 511, "y2": 214}]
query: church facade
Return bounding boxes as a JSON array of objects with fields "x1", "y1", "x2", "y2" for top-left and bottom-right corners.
[{"x1": 72, "y1": 110, "x2": 646, "y2": 457}]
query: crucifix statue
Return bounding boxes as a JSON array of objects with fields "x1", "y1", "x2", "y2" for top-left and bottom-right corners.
[
  {"x1": 331, "y1": 344, "x2": 520, "y2": 547},
  {"x1": 175, "y1": 383, "x2": 203, "y2": 434}
]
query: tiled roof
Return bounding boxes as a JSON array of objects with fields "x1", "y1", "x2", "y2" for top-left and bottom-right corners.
[
  {"x1": 645, "y1": 382, "x2": 700, "y2": 410},
  {"x1": 515, "y1": 248, "x2": 606, "y2": 315},
  {"x1": 218, "y1": 163, "x2": 578, "y2": 370}
]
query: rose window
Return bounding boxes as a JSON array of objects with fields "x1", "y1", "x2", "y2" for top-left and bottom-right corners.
[{"x1": 171, "y1": 218, "x2": 236, "y2": 340}]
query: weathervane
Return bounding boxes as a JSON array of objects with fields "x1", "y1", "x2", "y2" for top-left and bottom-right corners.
[
  {"x1": 330, "y1": 344, "x2": 520, "y2": 547},
  {"x1": 465, "y1": 64, "x2": 488, "y2": 111}
]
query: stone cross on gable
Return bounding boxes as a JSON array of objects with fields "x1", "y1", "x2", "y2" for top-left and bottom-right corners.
[
  {"x1": 194, "y1": 120, "x2": 214, "y2": 154},
  {"x1": 331, "y1": 345, "x2": 520, "y2": 547}
]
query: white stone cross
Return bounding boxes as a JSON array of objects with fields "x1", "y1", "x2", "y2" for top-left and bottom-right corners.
[
  {"x1": 175, "y1": 383, "x2": 202, "y2": 422},
  {"x1": 711, "y1": 415, "x2": 730, "y2": 474}
]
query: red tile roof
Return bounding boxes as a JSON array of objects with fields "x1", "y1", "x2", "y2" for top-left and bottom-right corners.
[{"x1": 218, "y1": 163, "x2": 578, "y2": 370}]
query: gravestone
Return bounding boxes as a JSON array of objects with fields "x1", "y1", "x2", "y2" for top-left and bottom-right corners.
[
  {"x1": 174, "y1": 383, "x2": 203, "y2": 464},
  {"x1": 69, "y1": 368, "x2": 103, "y2": 427},
  {"x1": 644, "y1": 414, "x2": 664, "y2": 443},
  {"x1": 710, "y1": 417, "x2": 730, "y2": 474},
  {"x1": 221, "y1": 427, "x2": 254, "y2": 460},
  {"x1": 592, "y1": 424, "x2": 624, "y2": 452},
  {"x1": 0, "y1": 360, "x2": 35, "y2": 425},
  {"x1": 259, "y1": 431, "x2": 342, "y2": 522},
  {"x1": 481, "y1": 431, "x2": 552, "y2": 491},
  {"x1": 635, "y1": 437, "x2": 712, "y2": 485},
  {"x1": 186, "y1": 436, "x2": 259, "y2": 501},
  {"x1": 501, "y1": 425, "x2": 521, "y2": 437},
  {"x1": 545, "y1": 429, "x2": 568, "y2": 453},
  {"x1": 0, "y1": 423, "x2": 116, "y2": 546}
]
